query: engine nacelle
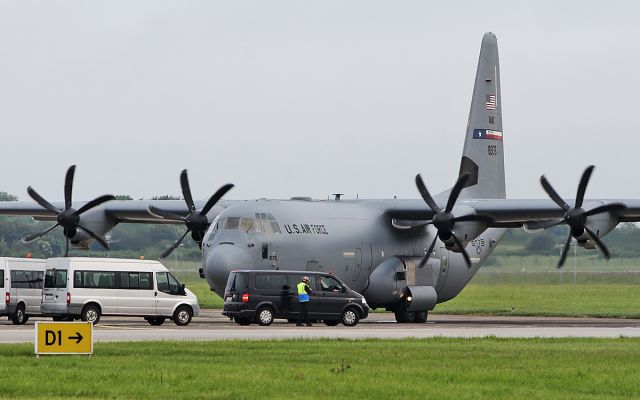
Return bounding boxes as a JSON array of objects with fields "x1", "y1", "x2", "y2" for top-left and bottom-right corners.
[
  {"x1": 363, "y1": 255, "x2": 441, "y2": 309},
  {"x1": 575, "y1": 212, "x2": 618, "y2": 249}
]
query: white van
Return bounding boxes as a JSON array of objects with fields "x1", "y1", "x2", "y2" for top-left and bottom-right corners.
[
  {"x1": 41, "y1": 258, "x2": 200, "y2": 326},
  {"x1": 1, "y1": 257, "x2": 47, "y2": 325}
]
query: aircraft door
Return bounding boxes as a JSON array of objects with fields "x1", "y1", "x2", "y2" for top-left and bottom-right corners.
[{"x1": 351, "y1": 248, "x2": 362, "y2": 281}]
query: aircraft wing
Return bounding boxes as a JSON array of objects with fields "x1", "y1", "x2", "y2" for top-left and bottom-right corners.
[
  {"x1": 382, "y1": 198, "x2": 640, "y2": 227},
  {"x1": 0, "y1": 200, "x2": 235, "y2": 224}
]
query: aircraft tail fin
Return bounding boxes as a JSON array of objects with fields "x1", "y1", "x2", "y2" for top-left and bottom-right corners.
[{"x1": 458, "y1": 32, "x2": 506, "y2": 200}]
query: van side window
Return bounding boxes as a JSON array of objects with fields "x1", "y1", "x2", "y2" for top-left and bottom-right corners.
[
  {"x1": 74, "y1": 271, "x2": 116, "y2": 289},
  {"x1": 0, "y1": 270, "x2": 3, "y2": 284},
  {"x1": 320, "y1": 276, "x2": 343, "y2": 292},
  {"x1": 139, "y1": 273, "x2": 152, "y2": 290},
  {"x1": 156, "y1": 272, "x2": 181, "y2": 295},
  {"x1": 255, "y1": 273, "x2": 289, "y2": 290},
  {"x1": 10, "y1": 270, "x2": 42, "y2": 289},
  {"x1": 288, "y1": 274, "x2": 317, "y2": 290}
]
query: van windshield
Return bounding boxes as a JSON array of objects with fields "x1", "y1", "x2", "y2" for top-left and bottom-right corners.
[
  {"x1": 225, "y1": 272, "x2": 247, "y2": 292},
  {"x1": 44, "y1": 269, "x2": 67, "y2": 289}
]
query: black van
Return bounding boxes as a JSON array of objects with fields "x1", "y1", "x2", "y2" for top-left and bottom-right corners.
[{"x1": 222, "y1": 270, "x2": 369, "y2": 326}]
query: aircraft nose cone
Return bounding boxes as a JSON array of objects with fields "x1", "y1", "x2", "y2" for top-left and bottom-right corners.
[{"x1": 205, "y1": 244, "x2": 254, "y2": 296}]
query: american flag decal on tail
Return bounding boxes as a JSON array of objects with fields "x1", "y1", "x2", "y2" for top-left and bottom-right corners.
[{"x1": 485, "y1": 94, "x2": 496, "y2": 110}]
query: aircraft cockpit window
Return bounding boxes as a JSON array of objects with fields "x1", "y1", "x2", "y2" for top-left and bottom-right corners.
[
  {"x1": 222, "y1": 214, "x2": 281, "y2": 234},
  {"x1": 224, "y1": 217, "x2": 240, "y2": 230},
  {"x1": 254, "y1": 212, "x2": 281, "y2": 234},
  {"x1": 239, "y1": 217, "x2": 256, "y2": 232}
]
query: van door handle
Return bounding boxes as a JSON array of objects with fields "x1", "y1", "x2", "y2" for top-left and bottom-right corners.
[{"x1": 154, "y1": 291, "x2": 157, "y2": 296}]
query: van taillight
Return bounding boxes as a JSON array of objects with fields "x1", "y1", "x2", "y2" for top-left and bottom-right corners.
[
  {"x1": 4, "y1": 292, "x2": 9, "y2": 304},
  {"x1": 66, "y1": 292, "x2": 71, "y2": 304},
  {"x1": 242, "y1": 293, "x2": 249, "y2": 303}
]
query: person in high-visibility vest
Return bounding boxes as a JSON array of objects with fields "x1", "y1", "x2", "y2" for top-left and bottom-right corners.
[{"x1": 296, "y1": 276, "x2": 313, "y2": 326}]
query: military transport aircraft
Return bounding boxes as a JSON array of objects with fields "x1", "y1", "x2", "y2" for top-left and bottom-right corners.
[{"x1": 1, "y1": 32, "x2": 638, "y2": 323}]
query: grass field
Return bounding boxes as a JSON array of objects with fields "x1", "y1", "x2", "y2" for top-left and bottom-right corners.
[{"x1": 0, "y1": 339, "x2": 639, "y2": 399}]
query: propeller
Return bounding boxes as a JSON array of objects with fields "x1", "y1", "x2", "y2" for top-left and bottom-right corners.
[
  {"x1": 148, "y1": 169, "x2": 234, "y2": 259},
  {"x1": 540, "y1": 165, "x2": 626, "y2": 268},
  {"x1": 415, "y1": 172, "x2": 494, "y2": 269},
  {"x1": 22, "y1": 165, "x2": 116, "y2": 256}
]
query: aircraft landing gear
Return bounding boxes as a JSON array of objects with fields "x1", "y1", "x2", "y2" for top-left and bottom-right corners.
[{"x1": 394, "y1": 308, "x2": 428, "y2": 323}]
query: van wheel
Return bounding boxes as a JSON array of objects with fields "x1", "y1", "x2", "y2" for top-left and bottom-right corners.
[
  {"x1": 414, "y1": 311, "x2": 428, "y2": 323},
  {"x1": 234, "y1": 317, "x2": 252, "y2": 326},
  {"x1": 11, "y1": 304, "x2": 28, "y2": 325},
  {"x1": 341, "y1": 308, "x2": 360, "y2": 327},
  {"x1": 256, "y1": 306, "x2": 274, "y2": 326},
  {"x1": 146, "y1": 317, "x2": 165, "y2": 326},
  {"x1": 173, "y1": 306, "x2": 193, "y2": 326},
  {"x1": 323, "y1": 320, "x2": 340, "y2": 326},
  {"x1": 81, "y1": 304, "x2": 101, "y2": 325}
]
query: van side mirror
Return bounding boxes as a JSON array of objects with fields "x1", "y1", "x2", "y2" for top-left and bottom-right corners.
[
  {"x1": 180, "y1": 283, "x2": 186, "y2": 296},
  {"x1": 341, "y1": 286, "x2": 347, "y2": 293}
]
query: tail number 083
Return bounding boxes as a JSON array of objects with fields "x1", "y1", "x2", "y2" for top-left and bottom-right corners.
[{"x1": 487, "y1": 145, "x2": 498, "y2": 156}]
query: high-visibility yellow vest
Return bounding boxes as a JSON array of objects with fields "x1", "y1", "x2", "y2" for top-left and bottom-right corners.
[{"x1": 297, "y1": 282, "x2": 310, "y2": 302}]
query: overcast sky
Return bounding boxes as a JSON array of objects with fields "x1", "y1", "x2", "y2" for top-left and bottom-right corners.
[{"x1": 0, "y1": 1, "x2": 638, "y2": 203}]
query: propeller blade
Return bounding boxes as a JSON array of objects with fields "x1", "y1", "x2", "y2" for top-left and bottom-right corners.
[
  {"x1": 64, "y1": 165, "x2": 76, "y2": 210},
  {"x1": 160, "y1": 229, "x2": 191, "y2": 259},
  {"x1": 22, "y1": 224, "x2": 59, "y2": 243},
  {"x1": 453, "y1": 213, "x2": 495, "y2": 224},
  {"x1": 584, "y1": 225, "x2": 611, "y2": 260},
  {"x1": 575, "y1": 165, "x2": 594, "y2": 208},
  {"x1": 557, "y1": 233, "x2": 573, "y2": 268},
  {"x1": 540, "y1": 175, "x2": 571, "y2": 212},
  {"x1": 180, "y1": 170, "x2": 196, "y2": 213},
  {"x1": 200, "y1": 183, "x2": 235, "y2": 216},
  {"x1": 27, "y1": 186, "x2": 60, "y2": 214},
  {"x1": 75, "y1": 195, "x2": 116, "y2": 215},
  {"x1": 445, "y1": 173, "x2": 471, "y2": 213},
  {"x1": 77, "y1": 224, "x2": 110, "y2": 250},
  {"x1": 584, "y1": 203, "x2": 627, "y2": 217},
  {"x1": 147, "y1": 205, "x2": 186, "y2": 221},
  {"x1": 451, "y1": 234, "x2": 472, "y2": 269},
  {"x1": 415, "y1": 174, "x2": 440, "y2": 213},
  {"x1": 417, "y1": 236, "x2": 438, "y2": 269}
]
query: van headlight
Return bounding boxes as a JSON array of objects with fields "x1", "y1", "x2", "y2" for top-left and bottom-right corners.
[{"x1": 361, "y1": 297, "x2": 367, "y2": 305}]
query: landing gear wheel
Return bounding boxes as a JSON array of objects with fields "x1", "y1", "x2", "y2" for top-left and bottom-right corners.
[
  {"x1": 414, "y1": 311, "x2": 428, "y2": 323},
  {"x1": 234, "y1": 317, "x2": 252, "y2": 326},
  {"x1": 341, "y1": 308, "x2": 360, "y2": 327},
  {"x1": 323, "y1": 320, "x2": 340, "y2": 326},
  {"x1": 11, "y1": 304, "x2": 28, "y2": 325},
  {"x1": 394, "y1": 309, "x2": 416, "y2": 323},
  {"x1": 81, "y1": 304, "x2": 101, "y2": 325},
  {"x1": 146, "y1": 317, "x2": 166, "y2": 326},
  {"x1": 173, "y1": 306, "x2": 193, "y2": 326},
  {"x1": 256, "y1": 306, "x2": 275, "y2": 326}
]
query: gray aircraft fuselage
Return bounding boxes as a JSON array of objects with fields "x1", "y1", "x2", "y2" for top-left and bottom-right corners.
[{"x1": 202, "y1": 198, "x2": 506, "y2": 310}]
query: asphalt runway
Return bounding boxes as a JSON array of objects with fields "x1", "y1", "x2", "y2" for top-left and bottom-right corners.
[{"x1": 2, "y1": 310, "x2": 640, "y2": 343}]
